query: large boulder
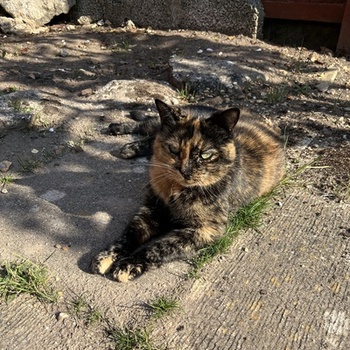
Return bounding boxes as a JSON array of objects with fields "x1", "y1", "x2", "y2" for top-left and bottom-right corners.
[
  {"x1": 74, "y1": 0, "x2": 264, "y2": 38},
  {"x1": 0, "y1": 0, "x2": 75, "y2": 33}
]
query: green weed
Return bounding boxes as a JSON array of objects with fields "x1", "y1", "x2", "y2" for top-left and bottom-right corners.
[
  {"x1": 8, "y1": 98, "x2": 34, "y2": 114},
  {"x1": 0, "y1": 258, "x2": 59, "y2": 303},
  {"x1": 111, "y1": 40, "x2": 133, "y2": 52},
  {"x1": 293, "y1": 83, "x2": 311, "y2": 96},
  {"x1": 188, "y1": 159, "x2": 324, "y2": 277},
  {"x1": 189, "y1": 193, "x2": 271, "y2": 278},
  {"x1": 0, "y1": 174, "x2": 14, "y2": 186},
  {"x1": 177, "y1": 83, "x2": 196, "y2": 102},
  {"x1": 69, "y1": 294, "x2": 103, "y2": 325},
  {"x1": 265, "y1": 86, "x2": 288, "y2": 104},
  {"x1": 147, "y1": 296, "x2": 179, "y2": 319},
  {"x1": 17, "y1": 156, "x2": 42, "y2": 173},
  {"x1": 108, "y1": 326, "x2": 160, "y2": 350}
]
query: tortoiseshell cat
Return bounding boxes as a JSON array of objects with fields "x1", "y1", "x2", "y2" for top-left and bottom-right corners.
[{"x1": 91, "y1": 99, "x2": 285, "y2": 282}]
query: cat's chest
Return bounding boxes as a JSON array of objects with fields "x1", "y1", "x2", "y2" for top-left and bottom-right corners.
[{"x1": 169, "y1": 187, "x2": 229, "y2": 220}]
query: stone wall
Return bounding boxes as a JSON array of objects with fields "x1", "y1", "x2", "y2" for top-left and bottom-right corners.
[{"x1": 74, "y1": 0, "x2": 264, "y2": 38}]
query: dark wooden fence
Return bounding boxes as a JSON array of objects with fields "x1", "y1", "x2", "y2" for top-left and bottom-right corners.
[{"x1": 262, "y1": 0, "x2": 350, "y2": 52}]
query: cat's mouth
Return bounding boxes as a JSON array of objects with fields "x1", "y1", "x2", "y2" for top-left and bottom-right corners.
[{"x1": 178, "y1": 172, "x2": 213, "y2": 188}]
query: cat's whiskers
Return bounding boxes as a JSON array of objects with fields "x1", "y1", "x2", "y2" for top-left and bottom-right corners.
[{"x1": 146, "y1": 173, "x2": 180, "y2": 191}]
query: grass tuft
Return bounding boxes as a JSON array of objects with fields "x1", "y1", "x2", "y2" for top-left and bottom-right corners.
[
  {"x1": 17, "y1": 156, "x2": 42, "y2": 173},
  {"x1": 69, "y1": 294, "x2": 103, "y2": 325},
  {"x1": 108, "y1": 326, "x2": 160, "y2": 350},
  {"x1": 189, "y1": 194, "x2": 271, "y2": 278},
  {"x1": 177, "y1": 83, "x2": 196, "y2": 102},
  {"x1": 189, "y1": 158, "x2": 326, "y2": 277},
  {"x1": 147, "y1": 296, "x2": 179, "y2": 319},
  {"x1": 0, "y1": 174, "x2": 14, "y2": 192},
  {"x1": 0, "y1": 258, "x2": 59, "y2": 303},
  {"x1": 265, "y1": 86, "x2": 288, "y2": 104}
]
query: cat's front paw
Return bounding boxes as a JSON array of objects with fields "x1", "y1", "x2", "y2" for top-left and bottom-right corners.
[
  {"x1": 120, "y1": 142, "x2": 140, "y2": 159},
  {"x1": 112, "y1": 261, "x2": 145, "y2": 283},
  {"x1": 91, "y1": 251, "x2": 118, "y2": 275},
  {"x1": 108, "y1": 123, "x2": 130, "y2": 135}
]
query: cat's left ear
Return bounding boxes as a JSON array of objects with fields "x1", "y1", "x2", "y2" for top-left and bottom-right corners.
[{"x1": 208, "y1": 108, "x2": 240, "y2": 133}]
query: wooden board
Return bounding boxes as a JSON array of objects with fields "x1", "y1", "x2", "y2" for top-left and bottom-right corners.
[
  {"x1": 262, "y1": 1, "x2": 345, "y2": 22},
  {"x1": 262, "y1": 0, "x2": 350, "y2": 52},
  {"x1": 337, "y1": 0, "x2": 350, "y2": 51}
]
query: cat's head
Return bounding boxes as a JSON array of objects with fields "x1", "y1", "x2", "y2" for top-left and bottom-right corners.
[{"x1": 150, "y1": 99, "x2": 240, "y2": 189}]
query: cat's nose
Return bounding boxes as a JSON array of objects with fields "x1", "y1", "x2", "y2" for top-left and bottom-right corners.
[{"x1": 180, "y1": 165, "x2": 192, "y2": 180}]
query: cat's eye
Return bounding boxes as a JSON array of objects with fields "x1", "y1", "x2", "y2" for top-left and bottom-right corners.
[
  {"x1": 168, "y1": 144, "x2": 180, "y2": 155},
  {"x1": 200, "y1": 150, "x2": 215, "y2": 160}
]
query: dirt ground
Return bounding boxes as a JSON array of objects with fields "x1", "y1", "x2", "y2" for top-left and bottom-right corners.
[
  {"x1": 1, "y1": 24, "x2": 350, "y2": 199},
  {"x1": 1, "y1": 23, "x2": 350, "y2": 350}
]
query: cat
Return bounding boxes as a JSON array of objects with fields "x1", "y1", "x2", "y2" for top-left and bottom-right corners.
[{"x1": 91, "y1": 99, "x2": 285, "y2": 282}]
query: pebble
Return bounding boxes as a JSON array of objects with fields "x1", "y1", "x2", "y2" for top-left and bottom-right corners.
[
  {"x1": 0, "y1": 160, "x2": 12, "y2": 172},
  {"x1": 57, "y1": 312, "x2": 69, "y2": 322},
  {"x1": 77, "y1": 16, "x2": 92, "y2": 25},
  {"x1": 124, "y1": 20, "x2": 137, "y2": 31},
  {"x1": 54, "y1": 243, "x2": 71, "y2": 251},
  {"x1": 80, "y1": 88, "x2": 93, "y2": 96},
  {"x1": 59, "y1": 49, "x2": 68, "y2": 57},
  {"x1": 40, "y1": 190, "x2": 66, "y2": 202}
]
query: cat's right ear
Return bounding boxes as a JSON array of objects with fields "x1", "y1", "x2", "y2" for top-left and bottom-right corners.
[{"x1": 155, "y1": 99, "x2": 178, "y2": 127}]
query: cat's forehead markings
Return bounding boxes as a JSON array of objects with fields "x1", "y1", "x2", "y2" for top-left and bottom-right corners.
[{"x1": 191, "y1": 119, "x2": 202, "y2": 143}]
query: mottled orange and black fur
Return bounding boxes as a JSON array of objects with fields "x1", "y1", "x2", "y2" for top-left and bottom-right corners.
[{"x1": 91, "y1": 99, "x2": 285, "y2": 282}]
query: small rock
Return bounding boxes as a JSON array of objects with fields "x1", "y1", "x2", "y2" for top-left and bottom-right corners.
[
  {"x1": 80, "y1": 88, "x2": 93, "y2": 96},
  {"x1": 57, "y1": 312, "x2": 69, "y2": 322},
  {"x1": 315, "y1": 82, "x2": 330, "y2": 93},
  {"x1": 31, "y1": 148, "x2": 39, "y2": 154},
  {"x1": 1, "y1": 188, "x2": 8, "y2": 194},
  {"x1": 66, "y1": 25, "x2": 76, "y2": 31},
  {"x1": 58, "y1": 49, "x2": 68, "y2": 57},
  {"x1": 315, "y1": 68, "x2": 339, "y2": 92},
  {"x1": 309, "y1": 52, "x2": 323, "y2": 64},
  {"x1": 203, "y1": 96, "x2": 224, "y2": 105},
  {"x1": 0, "y1": 160, "x2": 12, "y2": 172},
  {"x1": 40, "y1": 190, "x2": 66, "y2": 202},
  {"x1": 53, "y1": 243, "x2": 71, "y2": 251},
  {"x1": 77, "y1": 16, "x2": 92, "y2": 25},
  {"x1": 79, "y1": 69, "x2": 95, "y2": 77},
  {"x1": 97, "y1": 19, "x2": 105, "y2": 26},
  {"x1": 124, "y1": 19, "x2": 137, "y2": 31}
]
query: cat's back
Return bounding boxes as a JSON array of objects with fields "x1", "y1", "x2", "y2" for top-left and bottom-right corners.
[
  {"x1": 232, "y1": 108, "x2": 285, "y2": 196},
  {"x1": 234, "y1": 108, "x2": 283, "y2": 152}
]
